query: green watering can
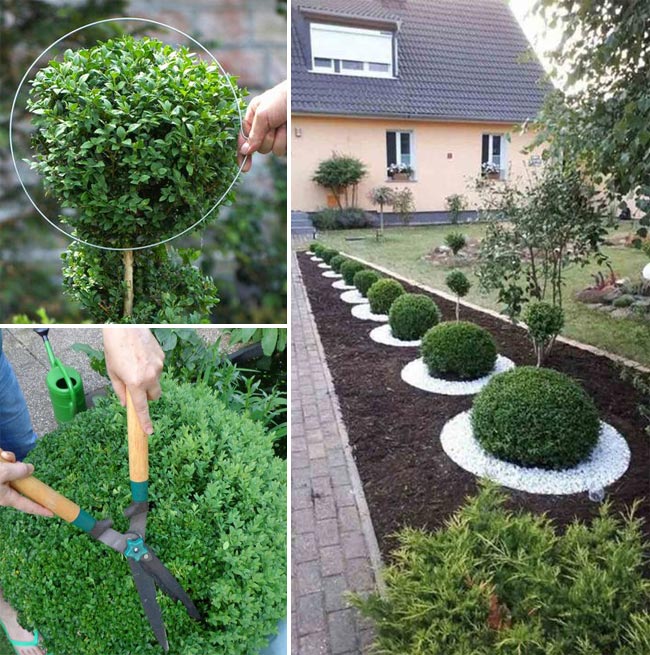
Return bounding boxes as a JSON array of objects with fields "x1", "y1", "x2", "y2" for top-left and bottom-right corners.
[{"x1": 34, "y1": 329, "x2": 87, "y2": 424}]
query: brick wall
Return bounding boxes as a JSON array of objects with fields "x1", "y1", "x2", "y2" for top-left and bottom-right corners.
[{"x1": 127, "y1": 0, "x2": 287, "y2": 92}]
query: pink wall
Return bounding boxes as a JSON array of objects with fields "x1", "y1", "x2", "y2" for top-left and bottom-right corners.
[{"x1": 291, "y1": 115, "x2": 539, "y2": 213}]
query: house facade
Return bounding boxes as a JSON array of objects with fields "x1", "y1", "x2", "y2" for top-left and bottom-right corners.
[{"x1": 291, "y1": 0, "x2": 549, "y2": 219}]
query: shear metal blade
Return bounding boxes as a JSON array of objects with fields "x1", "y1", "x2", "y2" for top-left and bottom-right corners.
[
  {"x1": 140, "y1": 555, "x2": 202, "y2": 621},
  {"x1": 128, "y1": 559, "x2": 169, "y2": 652}
]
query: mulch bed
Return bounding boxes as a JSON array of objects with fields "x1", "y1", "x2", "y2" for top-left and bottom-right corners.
[{"x1": 297, "y1": 252, "x2": 650, "y2": 557}]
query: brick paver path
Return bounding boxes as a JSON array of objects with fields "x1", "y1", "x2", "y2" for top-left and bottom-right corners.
[{"x1": 291, "y1": 254, "x2": 380, "y2": 655}]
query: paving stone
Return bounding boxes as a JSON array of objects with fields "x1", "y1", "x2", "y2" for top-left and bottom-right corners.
[
  {"x1": 300, "y1": 632, "x2": 330, "y2": 655},
  {"x1": 320, "y1": 545, "x2": 345, "y2": 577},
  {"x1": 297, "y1": 560, "x2": 323, "y2": 595},
  {"x1": 338, "y1": 506, "x2": 362, "y2": 533},
  {"x1": 341, "y1": 532, "x2": 368, "y2": 560},
  {"x1": 330, "y1": 465, "x2": 351, "y2": 487},
  {"x1": 323, "y1": 574, "x2": 350, "y2": 612},
  {"x1": 298, "y1": 593, "x2": 326, "y2": 637},
  {"x1": 334, "y1": 485, "x2": 356, "y2": 508},
  {"x1": 315, "y1": 494, "x2": 337, "y2": 520},
  {"x1": 294, "y1": 532, "x2": 318, "y2": 563},
  {"x1": 346, "y1": 557, "x2": 375, "y2": 593},
  {"x1": 328, "y1": 609, "x2": 358, "y2": 654},
  {"x1": 316, "y1": 518, "x2": 340, "y2": 547},
  {"x1": 293, "y1": 508, "x2": 316, "y2": 534}
]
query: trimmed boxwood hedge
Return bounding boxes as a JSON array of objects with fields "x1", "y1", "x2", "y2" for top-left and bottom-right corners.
[
  {"x1": 422, "y1": 321, "x2": 497, "y2": 380},
  {"x1": 353, "y1": 484, "x2": 650, "y2": 655},
  {"x1": 341, "y1": 260, "x2": 366, "y2": 286},
  {"x1": 472, "y1": 366, "x2": 600, "y2": 470},
  {"x1": 353, "y1": 270, "x2": 381, "y2": 297},
  {"x1": 389, "y1": 294, "x2": 441, "y2": 341},
  {"x1": 312, "y1": 243, "x2": 326, "y2": 256},
  {"x1": 0, "y1": 377, "x2": 286, "y2": 655},
  {"x1": 320, "y1": 248, "x2": 339, "y2": 264},
  {"x1": 308, "y1": 241, "x2": 320, "y2": 253},
  {"x1": 367, "y1": 278, "x2": 404, "y2": 314},
  {"x1": 329, "y1": 255, "x2": 347, "y2": 273}
]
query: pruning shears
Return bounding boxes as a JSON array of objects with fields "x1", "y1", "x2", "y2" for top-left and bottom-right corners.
[{"x1": 3, "y1": 391, "x2": 202, "y2": 651}]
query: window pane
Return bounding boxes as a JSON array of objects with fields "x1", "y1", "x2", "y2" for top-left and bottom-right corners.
[
  {"x1": 369, "y1": 62, "x2": 390, "y2": 72},
  {"x1": 492, "y1": 135, "x2": 501, "y2": 156},
  {"x1": 482, "y1": 134, "x2": 489, "y2": 165},
  {"x1": 314, "y1": 58, "x2": 332, "y2": 68},
  {"x1": 341, "y1": 60, "x2": 364, "y2": 70},
  {"x1": 400, "y1": 132, "x2": 411, "y2": 156},
  {"x1": 492, "y1": 154, "x2": 501, "y2": 167},
  {"x1": 386, "y1": 131, "x2": 397, "y2": 168}
]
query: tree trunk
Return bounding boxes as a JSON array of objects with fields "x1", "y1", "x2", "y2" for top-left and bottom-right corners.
[
  {"x1": 455, "y1": 298, "x2": 460, "y2": 321},
  {"x1": 379, "y1": 202, "x2": 385, "y2": 236},
  {"x1": 123, "y1": 250, "x2": 134, "y2": 318}
]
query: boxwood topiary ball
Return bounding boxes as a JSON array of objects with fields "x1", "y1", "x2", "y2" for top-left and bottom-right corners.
[
  {"x1": 389, "y1": 294, "x2": 441, "y2": 341},
  {"x1": 353, "y1": 270, "x2": 381, "y2": 297},
  {"x1": 367, "y1": 278, "x2": 404, "y2": 314},
  {"x1": 329, "y1": 255, "x2": 347, "y2": 273},
  {"x1": 312, "y1": 243, "x2": 326, "y2": 256},
  {"x1": 320, "y1": 248, "x2": 339, "y2": 264},
  {"x1": 308, "y1": 242, "x2": 320, "y2": 253},
  {"x1": 471, "y1": 367, "x2": 600, "y2": 470},
  {"x1": 421, "y1": 321, "x2": 497, "y2": 380},
  {"x1": 0, "y1": 377, "x2": 286, "y2": 655},
  {"x1": 341, "y1": 261, "x2": 366, "y2": 285}
]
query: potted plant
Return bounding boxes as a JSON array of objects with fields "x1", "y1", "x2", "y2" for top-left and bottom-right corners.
[
  {"x1": 387, "y1": 162, "x2": 414, "y2": 181},
  {"x1": 27, "y1": 34, "x2": 245, "y2": 322},
  {"x1": 481, "y1": 161, "x2": 501, "y2": 180}
]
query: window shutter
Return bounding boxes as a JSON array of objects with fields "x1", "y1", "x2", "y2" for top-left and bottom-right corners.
[
  {"x1": 481, "y1": 134, "x2": 489, "y2": 165},
  {"x1": 386, "y1": 131, "x2": 397, "y2": 168}
]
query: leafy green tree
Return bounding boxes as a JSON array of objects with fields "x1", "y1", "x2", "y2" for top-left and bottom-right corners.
[
  {"x1": 369, "y1": 186, "x2": 394, "y2": 235},
  {"x1": 531, "y1": 0, "x2": 650, "y2": 221},
  {"x1": 312, "y1": 153, "x2": 367, "y2": 210}
]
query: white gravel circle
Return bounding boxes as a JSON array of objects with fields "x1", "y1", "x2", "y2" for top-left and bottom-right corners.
[
  {"x1": 401, "y1": 355, "x2": 515, "y2": 396},
  {"x1": 318, "y1": 263, "x2": 332, "y2": 269},
  {"x1": 340, "y1": 289, "x2": 368, "y2": 304},
  {"x1": 440, "y1": 410, "x2": 631, "y2": 495},
  {"x1": 310, "y1": 256, "x2": 323, "y2": 262},
  {"x1": 322, "y1": 271, "x2": 342, "y2": 278},
  {"x1": 306, "y1": 250, "x2": 314, "y2": 255},
  {"x1": 332, "y1": 279, "x2": 355, "y2": 290},
  {"x1": 351, "y1": 303, "x2": 388, "y2": 322},
  {"x1": 370, "y1": 323, "x2": 420, "y2": 346}
]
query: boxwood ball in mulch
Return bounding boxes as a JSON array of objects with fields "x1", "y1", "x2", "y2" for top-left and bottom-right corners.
[
  {"x1": 422, "y1": 321, "x2": 497, "y2": 380},
  {"x1": 0, "y1": 377, "x2": 286, "y2": 655},
  {"x1": 367, "y1": 278, "x2": 404, "y2": 315},
  {"x1": 353, "y1": 269, "x2": 381, "y2": 297},
  {"x1": 472, "y1": 367, "x2": 600, "y2": 470},
  {"x1": 341, "y1": 260, "x2": 366, "y2": 285},
  {"x1": 329, "y1": 255, "x2": 347, "y2": 273},
  {"x1": 389, "y1": 294, "x2": 441, "y2": 341},
  {"x1": 320, "y1": 248, "x2": 339, "y2": 264}
]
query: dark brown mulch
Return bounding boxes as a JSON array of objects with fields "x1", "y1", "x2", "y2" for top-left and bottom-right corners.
[{"x1": 297, "y1": 252, "x2": 650, "y2": 557}]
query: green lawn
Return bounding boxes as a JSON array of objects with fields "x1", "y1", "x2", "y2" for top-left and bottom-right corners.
[{"x1": 312, "y1": 223, "x2": 650, "y2": 367}]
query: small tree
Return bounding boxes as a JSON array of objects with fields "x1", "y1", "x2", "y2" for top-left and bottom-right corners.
[
  {"x1": 312, "y1": 153, "x2": 367, "y2": 211},
  {"x1": 523, "y1": 301, "x2": 565, "y2": 366},
  {"x1": 369, "y1": 186, "x2": 395, "y2": 236},
  {"x1": 27, "y1": 35, "x2": 243, "y2": 321},
  {"x1": 445, "y1": 193, "x2": 467, "y2": 224},
  {"x1": 391, "y1": 187, "x2": 415, "y2": 226},
  {"x1": 445, "y1": 232, "x2": 467, "y2": 255},
  {"x1": 445, "y1": 270, "x2": 471, "y2": 320},
  {"x1": 476, "y1": 162, "x2": 608, "y2": 319}
]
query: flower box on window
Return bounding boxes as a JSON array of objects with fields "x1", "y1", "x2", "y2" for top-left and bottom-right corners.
[
  {"x1": 481, "y1": 162, "x2": 501, "y2": 180},
  {"x1": 388, "y1": 163, "x2": 414, "y2": 180}
]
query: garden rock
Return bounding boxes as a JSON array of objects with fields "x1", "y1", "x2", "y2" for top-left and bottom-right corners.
[
  {"x1": 370, "y1": 324, "x2": 420, "y2": 347},
  {"x1": 351, "y1": 303, "x2": 388, "y2": 322},
  {"x1": 332, "y1": 279, "x2": 355, "y2": 290},
  {"x1": 340, "y1": 289, "x2": 369, "y2": 304}
]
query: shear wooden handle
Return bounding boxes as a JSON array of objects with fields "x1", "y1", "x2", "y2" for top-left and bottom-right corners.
[{"x1": 126, "y1": 390, "x2": 149, "y2": 486}]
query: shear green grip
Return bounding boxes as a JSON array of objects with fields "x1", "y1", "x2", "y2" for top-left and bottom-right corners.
[
  {"x1": 131, "y1": 481, "x2": 149, "y2": 503},
  {"x1": 72, "y1": 509, "x2": 97, "y2": 533}
]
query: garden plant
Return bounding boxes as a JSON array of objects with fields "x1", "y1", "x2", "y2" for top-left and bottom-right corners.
[
  {"x1": 312, "y1": 153, "x2": 367, "y2": 211},
  {"x1": 445, "y1": 270, "x2": 471, "y2": 320},
  {"x1": 353, "y1": 270, "x2": 381, "y2": 297},
  {"x1": 369, "y1": 186, "x2": 394, "y2": 236},
  {"x1": 388, "y1": 293, "x2": 441, "y2": 341},
  {"x1": 390, "y1": 188, "x2": 415, "y2": 226},
  {"x1": 353, "y1": 484, "x2": 650, "y2": 655},
  {"x1": 444, "y1": 231, "x2": 467, "y2": 255},
  {"x1": 445, "y1": 193, "x2": 467, "y2": 224},
  {"x1": 329, "y1": 255, "x2": 347, "y2": 273},
  {"x1": 367, "y1": 278, "x2": 405, "y2": 315},
  {"x1": 523, "y1": 301, "x2": 565, "y2": 366},
  {"x1": 0, "y1": 376, "x2": 286, "y2": 655},
  {"x1": 319, "y1": 248, "x2": 339, "y2": 264},
  {"x1": 472, "y1": 366, "x2": 600, "y2": 469},
  {"x1": 27, "y1": 35, "x2": 244, "y2": 322},
  {"x1": 340, "y1": 260, "x2": 366, "y2": 286},
  {"x1": 422, "y1": 321, "x2": 497, "y2": 380}
]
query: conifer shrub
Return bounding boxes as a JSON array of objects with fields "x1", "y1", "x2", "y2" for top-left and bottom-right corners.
[
  {"x1": 0, "y1": 377, "x2": 286, "y2": 655},
  {"x1": 472, "y1": 366, "x2": 600, "y2": 469},
  {"x1": 389, "y1": 294, "x2": 441, "y2": 341},
  {"x1": 421, "y1": 321, "x2": 497, "y2": 380}
]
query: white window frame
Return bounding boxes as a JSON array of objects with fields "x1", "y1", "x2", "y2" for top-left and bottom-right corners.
[
  {"x1": 484, "y1": 133, "x2": 508, "y2": 179},
  {"x1": 309, "y1": 23, "x2": 394, "y2": 79},
  {"x1": 387, "y1": 130, "x2": 416, "y2": 179}
]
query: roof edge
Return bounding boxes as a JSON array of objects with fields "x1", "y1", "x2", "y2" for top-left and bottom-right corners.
[
  {"x1": 291, "y1": 111, "x2": 532, "y2": 126},
  {"x1": 298, "y1": 6, "x2": 401, "y2": 31}
]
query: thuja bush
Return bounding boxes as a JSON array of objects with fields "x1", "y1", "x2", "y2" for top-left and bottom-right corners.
[
  {"x1": 62, "y1": 242, "x2": 218, "y2": 323},
  {"x1": 329, "y1": 255, "x2": 347, "y2": 273},
  {"x1": 472, "y1": 367, "x2": 600, "y2": 469},
  {"x1": 27, "y1": 35, "x2": 245, "y2": 320},
  {"x1": 0, "y1": 377, "x2": 286, "y2": 655},
  {"x1": 353, "y1": 484, "x2": 650, "y2": 655},
  {"x1": 367, "y1": 278, "x2": 404, "y2": 314},
  {"x1": 341, "y1": 260, "x2": 365, "y2": 285},
  {"x1": 320, "y1": 248, "x2": 339, "y2": 264},
  {"x1": 389, "y1": 293, "x2": 441, "y2": 341},
  {"x1": 353, "y1": 269, "x2": 381, "y2": 297},
  {"x1": 422, "y1": 321, "x2": 497, "y2": 380}
]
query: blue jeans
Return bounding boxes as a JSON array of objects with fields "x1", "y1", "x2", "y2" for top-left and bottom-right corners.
[{"x1": 0, "y1": 331, "x2": 37, "y2": 461}]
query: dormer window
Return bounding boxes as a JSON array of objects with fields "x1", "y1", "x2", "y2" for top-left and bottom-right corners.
[{"x1": 309, "y1": 23, "x2": 394, "y2": 78}]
